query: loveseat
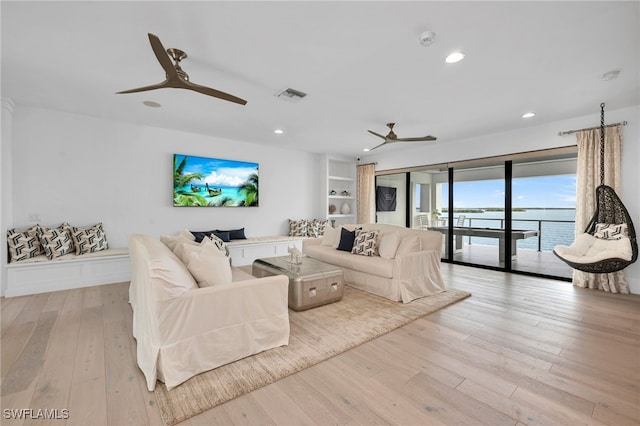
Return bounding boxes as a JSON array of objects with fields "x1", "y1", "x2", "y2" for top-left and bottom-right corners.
[
  {"x1": 128, "y1": 233, "x2": 290, "y2": 391},
  {"x1": 303, "y1": 223, "x2": 445, "y2": 303}
]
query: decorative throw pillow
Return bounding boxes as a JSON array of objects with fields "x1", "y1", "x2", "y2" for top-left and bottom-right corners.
[
  {"x1": 378, "y1": 231, "x2": 400, "y2": 259},
  {"x1": 337, "y1": 227, "x2": 358, "y2": 252},
  {"x1": 351, "y1": 229, "x2": 379, "y2": 256},
  {"x1": 396, "y1": 235, "x2": 421, "y2": 256},
  {"x1": 190, "y1": 229, "x2": 217, "y2": 243},
  {"x1": 173, "y1": 239, "x2": 200, "y2": 264},
  {"x1": 216, "y1": 228, "x2": 246, "y2": 240},
  {"x1": 7, "y1": 225, "x2": 44, "y2": 262},
  {"x1": 213, "y1": 231, "x2": 231, "y2": 242},
  {"x1": 594, "y1": 223, "x2": 628, "y2": 240},
  {"x1": 288, "y1": 219, "x2": 308, "y2": 237},
  {"x1": 39, "y1": 223, "x2": 76, "y2": 259},
  {"x1": 161, "y1": 229, "x2": 195, "y2": 251},
  {"x1": 321, "y1": 224, "x2": 339, "y2": 246},
  {"x1": 308, "y1": 219, "x2": 329, "y2": 238},
  {"x1": 70, "y1": 223, "x2": 108, "y2": 255},
  {"x1": 204, "y1": 234, "x2": 230, "y2": 258},
  {"x1": 182, "y1": 238, "x2": 232, "y2": 287}
]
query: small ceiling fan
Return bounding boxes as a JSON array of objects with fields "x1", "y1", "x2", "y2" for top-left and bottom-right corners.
[
  {"x1": 367, "y1": 123, "x2": 436, "y2": 150},
  {"x1": 117, "y1": 33, "x2": 247, "y2": 105}
]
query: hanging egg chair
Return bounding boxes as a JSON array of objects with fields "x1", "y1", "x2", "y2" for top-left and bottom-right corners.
[{"x1": 553, "y1": 103, "x2": 638, "y2": 274}]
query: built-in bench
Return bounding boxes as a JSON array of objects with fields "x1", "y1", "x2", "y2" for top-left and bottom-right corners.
[
  {"x1": 5, "y1": 248, "x2": 130, "y2": 297},
  {"x1": 226, "y1": 236, "x2": 304, "y2": 266}
]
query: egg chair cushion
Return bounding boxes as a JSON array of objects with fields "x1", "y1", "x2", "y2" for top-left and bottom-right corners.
[{"x1": 554, "y1": 233, "x2": 633, "y2": 264}]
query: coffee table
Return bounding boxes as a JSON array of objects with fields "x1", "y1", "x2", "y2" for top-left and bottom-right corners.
[{"x1": 252, "y1": 256, "x2": 344, "y2": 311}]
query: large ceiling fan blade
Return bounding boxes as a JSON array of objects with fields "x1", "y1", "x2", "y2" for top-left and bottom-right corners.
[
  {"x1": 183, "y1": 80, "x2": 247, "y2": 105},
  {"x1": 368, "y1": 141, "x2": 389, "y2": 151},
  {"x1": 148, "y1": 33, "x2": 178, "y2": 79},
  {"x1": 395, "y1": 136, "x2": 437, "y2": 142},
  {"x1": 367, "y1": 130, "x2": 387, "y2": 140},
  {"x1": 116, "y1": 81, "x2": 168, "y2": 94}
]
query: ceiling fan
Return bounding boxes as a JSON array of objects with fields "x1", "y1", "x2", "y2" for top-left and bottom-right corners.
[
  {"x1": 367, "y1": 123, "x2": 437, "y2": 151},
  {"x1": 117, "y1": 33, "x2": 247, "y2": 105}
]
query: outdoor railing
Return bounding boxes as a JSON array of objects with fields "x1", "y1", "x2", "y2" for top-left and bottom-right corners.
[{"x1": 448, "y1": 216, "x2": 576, "y2": 252}]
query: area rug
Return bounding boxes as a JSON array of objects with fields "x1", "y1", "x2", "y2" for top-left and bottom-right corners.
[{"x1": 154, "y1": 286, "x2": 471, "y2": 425}]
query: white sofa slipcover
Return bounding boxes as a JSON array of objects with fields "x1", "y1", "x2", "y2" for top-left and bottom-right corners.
[
  {"x1": 128, "y1": 234, "x2": 290, "y2": 391},
  {"x1": 303, "y1": 224, "x2": 445, "y2": 303}
]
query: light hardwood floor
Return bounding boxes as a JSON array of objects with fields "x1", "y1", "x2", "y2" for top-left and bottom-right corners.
[{"x1": 2, "y1": 264, "x2": 639, "y2": 425}]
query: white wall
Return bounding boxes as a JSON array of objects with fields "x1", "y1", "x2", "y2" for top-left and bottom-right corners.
[
  {"x1": 366, "y1": 105, "x2": 640, "y2": 293},
  {"x1": 1, "y1": 105, "x2": 320, "y2": 295}
]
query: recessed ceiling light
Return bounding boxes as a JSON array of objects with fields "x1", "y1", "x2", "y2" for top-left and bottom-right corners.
[
  {"x1": 445, "y1": 52, "x2": 465, "y2": 63},
  {"x1": 274, "y1": 129, "x2": 284, "y2": 134},
  {"x1": 363, "y1": 148, "x2": 370, "y2": 152},
  {"x1": 521, "y1": 112, "x2": 536, "y2": 119},
  {"x1": 142, "y1": 100, "x2": 161, "y2": 108},
  {"x1": 601, "y1": 69, "x2": 621, "y2": 81}
]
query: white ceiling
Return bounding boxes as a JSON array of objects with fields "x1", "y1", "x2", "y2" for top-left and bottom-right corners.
[{"x1": 2, "y1": 1, "x2": 639, "y2": 156}]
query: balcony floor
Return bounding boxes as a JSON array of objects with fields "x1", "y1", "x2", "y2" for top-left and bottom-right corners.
[{"x1": 443, "y1": 243, "x2": 574, "y2": 279}]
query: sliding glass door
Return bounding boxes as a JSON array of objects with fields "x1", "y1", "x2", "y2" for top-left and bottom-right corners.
[
  {"x1": 450, "y1": 162, "x2": 506, "y2": 268},
  {"x1": 375, "y1": 173, "x2": 406, "y2": 227},
  {"x1": 374, "y1": 148, "x2": 577, "y2": 280},
  {"x1": 511, "y1": 156, "x2": 576, "y2": 278}
]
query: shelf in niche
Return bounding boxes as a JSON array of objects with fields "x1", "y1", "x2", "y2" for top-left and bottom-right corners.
[
  {"x1": 328, "y1": 195, "x2": 354, "y2": 199},
  {"x1": 328, "y1": 214, "x2": 355, "y2": 218},
  {"x1": 328, "y1": 175, "x2": 355, "y2": 181}
]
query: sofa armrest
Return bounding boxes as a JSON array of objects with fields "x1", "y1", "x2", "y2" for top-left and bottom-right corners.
[
  {"x1": 420, "y1": 230, "x2": 444, "y2": 252},
  {"x1": 157, "y1": 275, "x2": 289, "y2": 343}
]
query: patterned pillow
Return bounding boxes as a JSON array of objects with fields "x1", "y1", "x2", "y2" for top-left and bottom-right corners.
[
  {"x1": 70, "y1": 223, "x2": 109, "y2": 255},
  {"x1": 38, "y1": 223, "x2": 75, "y2": 259},
  {"x1": 308, "y1": 219, "x2": 329, "y2": 238},
  {"x1": 288, "y1": 219, "x2": 308, "y2": 237},
  {"x1": 351, "y1": 229, "x2": 379, "y2": 256},
  {"x1": 7, "y1": 225, "x2": 44, "y2": 262},
  {"x1": 594, "y1": 223, "x2": 628, "y2": 240},
  {"x1": 204, "y1": 234, "x2": 230, "y2": 257}
]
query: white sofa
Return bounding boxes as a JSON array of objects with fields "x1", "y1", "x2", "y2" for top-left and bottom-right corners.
[
  {"x1": 303, "y1": 224, "x2": 445, "y2": 303},
  {"x1": 128, "y1": 234, "x2": 290, "y2": 391}
]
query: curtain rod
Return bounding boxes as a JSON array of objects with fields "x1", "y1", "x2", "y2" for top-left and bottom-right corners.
[
  {"x1": 558, "y1": 121, "x2": 627, "y2": 136},
  {"x1": 357, "y1": 161, "x2": 377, "y2": 166}
]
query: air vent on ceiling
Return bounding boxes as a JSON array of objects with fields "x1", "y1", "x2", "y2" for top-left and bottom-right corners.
[{"x1": 276, "y1": 88, "x2": 307, "y2": 102}]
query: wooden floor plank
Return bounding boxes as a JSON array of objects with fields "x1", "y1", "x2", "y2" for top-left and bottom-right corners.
[{"x1": 1, "y1": 263, "x2": 639, "y2": 426}]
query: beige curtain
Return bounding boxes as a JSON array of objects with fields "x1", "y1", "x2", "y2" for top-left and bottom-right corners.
[
  {"x1": 357, "y1": 163, "x2": 376, "y2": 224},
  {"x1": 573, "y1": 125, "x2": 629, "y2": 293}
]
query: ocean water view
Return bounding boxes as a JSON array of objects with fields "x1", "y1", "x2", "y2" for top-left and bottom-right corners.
[
  {"x1": 447, "y1": 208, "x2": 576, "y2": 252},
  {"x1": 178, "y1": 184, "x2": 246, "y2": 205}
]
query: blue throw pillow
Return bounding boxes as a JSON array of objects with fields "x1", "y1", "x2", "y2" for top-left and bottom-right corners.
[
  {"x1": 213, "y1": 231, "x2": 231, "y2": 242},
  {"x1": 217, "y1": 228, "x2": 246, "y2": 240},
  {"x1": 190, "y1": 230, "x2": 217, "y2": 243},
  {"x1": 337, "y1": 227, "x2": 356, "y2": 252}
]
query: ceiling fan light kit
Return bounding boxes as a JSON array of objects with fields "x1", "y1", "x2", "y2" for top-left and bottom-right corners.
[{"x1": 117, "y1": 33, "x2": 247, "y2": 105}]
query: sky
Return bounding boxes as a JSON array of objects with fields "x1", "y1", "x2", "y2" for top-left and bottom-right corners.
[
  {"x1": 176, "y1": 154, "x2": 258, "y2": 187},
  {"x1": 440, "y1": 174, "x2": 577, "y2": 209}
]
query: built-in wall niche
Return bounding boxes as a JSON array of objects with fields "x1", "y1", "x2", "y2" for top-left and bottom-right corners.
[{"x1": 322, "y1": 156, "x2": 356, "y2": 227}]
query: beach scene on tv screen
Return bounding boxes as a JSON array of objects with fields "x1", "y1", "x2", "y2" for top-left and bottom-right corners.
[{"x1": 173, "y1": 154, "x2": 259, "y2": 207}]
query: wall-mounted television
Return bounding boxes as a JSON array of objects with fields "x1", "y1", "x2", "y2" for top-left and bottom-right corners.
[{"x1": 173, "y1": 154, "x2": 259, "y2": 207}]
